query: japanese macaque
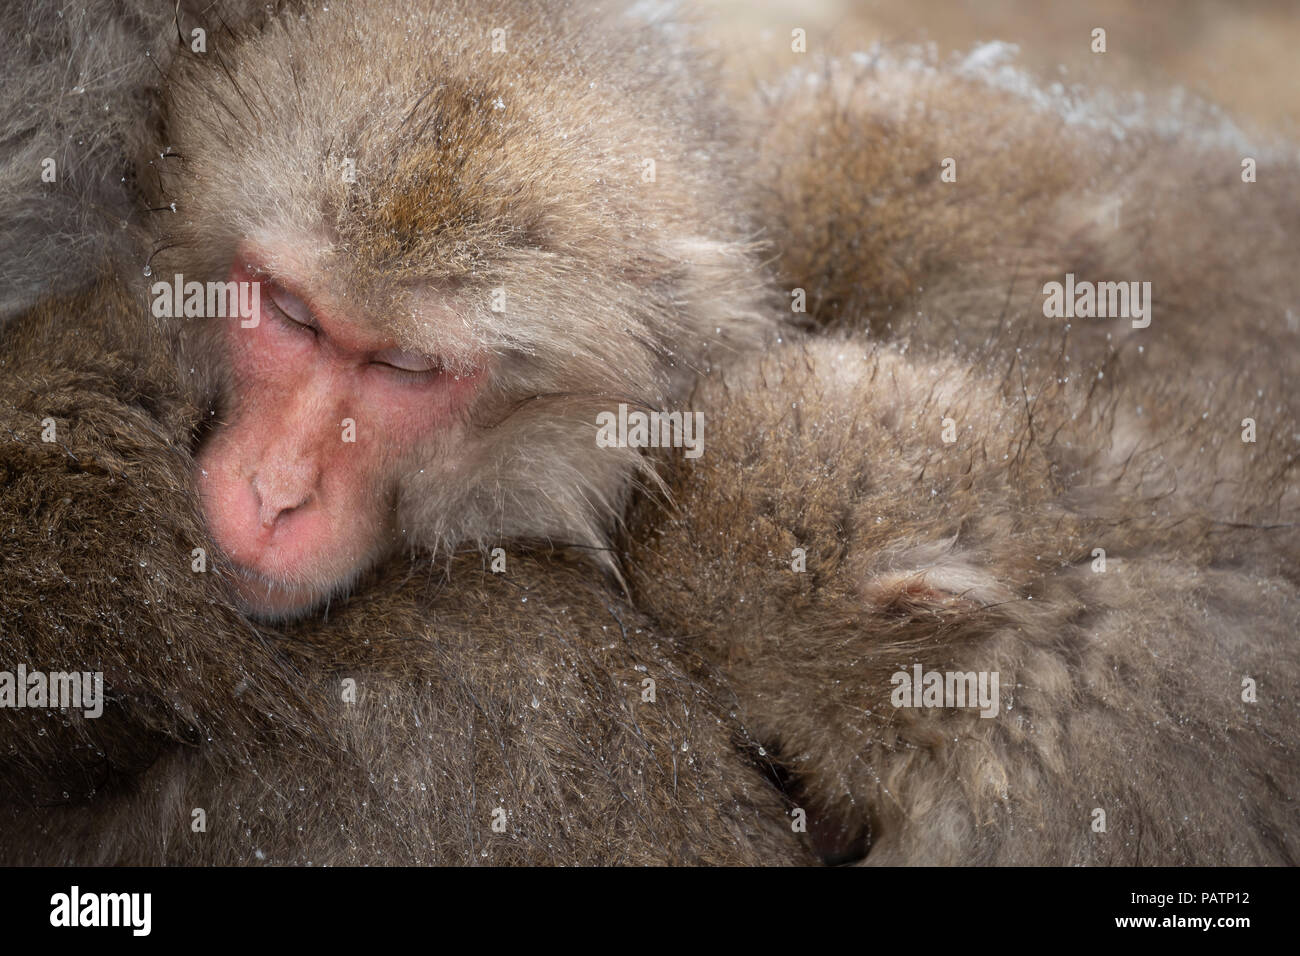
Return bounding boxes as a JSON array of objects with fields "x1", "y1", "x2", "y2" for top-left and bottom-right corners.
[
  {"x1": 146, "y1": 0, "x2": 774, "y2": 619},
  {"x1": 1, "y1": 0, "x2": 1297, "y2": 866}
]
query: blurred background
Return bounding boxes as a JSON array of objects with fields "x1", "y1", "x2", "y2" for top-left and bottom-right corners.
[{"x1": 699, "y1": 0, "x2": 1299, "y2": 135}]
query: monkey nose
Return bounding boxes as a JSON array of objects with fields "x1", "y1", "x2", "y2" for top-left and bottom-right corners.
[{"x1": 251, "y1": 464, "x2": 318, "y2": 528}]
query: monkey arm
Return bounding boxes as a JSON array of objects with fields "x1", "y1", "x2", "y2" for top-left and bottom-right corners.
[
  {"x1": 1, "y1": 541, "x2": 810, "y2": 864},
  {"x1": 0, "y1": 279, "x2": 316, "y2": 807},
  {"x1": 115, "y1": 553, "x2": 809, "y2": 866},
  {"x1": 627, "y1": 339, "x2": 1300, "y2": 865}
]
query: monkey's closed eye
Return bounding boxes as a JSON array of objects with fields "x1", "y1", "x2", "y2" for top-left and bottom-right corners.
[
  {"x1": 371, "y1": 348, "x2": 443, "y2": 380},
  {"x1": 266, "y1": 283, "x2": 317, "y2": 333}
]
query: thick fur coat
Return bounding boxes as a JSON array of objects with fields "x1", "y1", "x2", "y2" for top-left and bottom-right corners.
[{"x1": 0, "y1": 2, "x2": 1296, "y2": 865}]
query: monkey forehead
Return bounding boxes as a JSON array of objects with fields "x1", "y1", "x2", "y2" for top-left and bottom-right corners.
[
  {"x1": 161, "y1": 0, "x2": 743, "y2": 280},
  {"x1": 332, "y1": 94, "x2": 700, "y2": 284}
]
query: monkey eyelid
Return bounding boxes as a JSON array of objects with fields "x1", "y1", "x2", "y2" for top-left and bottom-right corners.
[
  {"x1": 265, "y1": 282, "x2": 318, "y2": 331},
  {"x1": 371, "y1": 348, "x2": 443, "y2": 374}
]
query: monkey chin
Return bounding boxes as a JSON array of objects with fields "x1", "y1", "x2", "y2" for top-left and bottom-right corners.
[{"x1": 225, "y1": 562, "x2": 358, "y2": 622}]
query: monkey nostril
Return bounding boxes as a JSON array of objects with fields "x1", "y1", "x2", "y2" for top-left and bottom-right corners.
[
  {"x1": 257, "y1": 496, "x2": 310, "y2": 529},
  {"x1": 250, "y1": 467, "x2": 317, "y2": 529}
]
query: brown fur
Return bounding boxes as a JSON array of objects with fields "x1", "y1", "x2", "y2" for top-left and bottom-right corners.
[
  {"x1": 628, "y1": 340, "x2": 1299, "y2": 864},
  {"x1": 0, "y1": 280, "x2": 319, "y2": 808},
  {"x1": 754, "y1": 50, "x2": 1300, "y2": 403}
]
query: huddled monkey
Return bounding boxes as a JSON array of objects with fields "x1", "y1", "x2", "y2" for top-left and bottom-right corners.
[{"x1": 0, "y1": 0, "x2": 1296, "y2": 865}]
